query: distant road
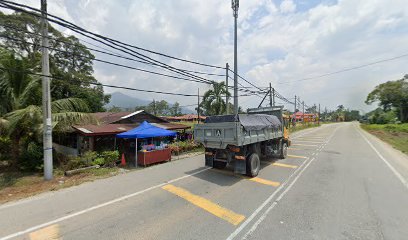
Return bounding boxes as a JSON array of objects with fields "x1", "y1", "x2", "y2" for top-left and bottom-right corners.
[{"x1": 1, "y1": 122, "x2": 407, "y2": 240}]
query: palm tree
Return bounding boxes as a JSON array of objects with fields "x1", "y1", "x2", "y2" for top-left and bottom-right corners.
[
  {"x1": 0, "y1": 49, "x2": 41, "y2": 115},
  {"x1": 0, "y1": 49, "x2": 95, "y2": 167},
  {"x1": 200, "y1": 82, "x2": 230, "y2": 116}
]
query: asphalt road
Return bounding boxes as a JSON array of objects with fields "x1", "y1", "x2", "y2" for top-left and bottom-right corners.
[{"x1": 1, "y1": 122, "x2": 408, "y2": 240}]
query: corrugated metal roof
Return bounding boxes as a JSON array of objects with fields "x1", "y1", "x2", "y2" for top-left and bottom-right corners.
[
  {"x1": 73, "y1": 122, "x2": 190, "y2": 136},
  {"x1": 151, "y1": 122, "x2": 190, "y2": 130}
]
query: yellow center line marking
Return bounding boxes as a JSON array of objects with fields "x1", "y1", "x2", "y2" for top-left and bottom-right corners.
[
  {"x1": 248, "y1": 177, "x2": 281, "y2": 187},
  {"x1": 292, "y1": 143, "x2": 318, "y2": 147},
  {"x1": 287, "y1": 154, "x2": 308, "y2": 159},
  {"x1": 29, "y1": 224, "x2": 61, "y2": 240},
  {"x1": 272, "y1": 162, "x2": 298, "y2": 168},
  {"x1": 162, "y1": 184, "x2": 245, "y2": 225}
]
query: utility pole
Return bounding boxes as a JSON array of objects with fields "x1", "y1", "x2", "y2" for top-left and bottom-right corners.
[
  {"x1": 269, "y1": 83, "x2": 272, "y2": 107},
  {"x1": 225, "y1": 63, "x2": 229, "y2": 114},
  {"x1": 302, "y1": 101, "x2": 305, "y2": 123},
  {"x1": 153, "y1": 99, "x2": 156, "y2": 115},
  {"x1": 41, "y1": 0, "x2": 53, "y2": 180},
  {"x1": 197, "y1": 88, "x2": 200, "y2": 124},
  {"x1": 294, "y1": 95, "x2": 297, "y2": 113},
  {"x1": 318, "y1": 103, "x2": 321, "y2": 125},
  {"x1": 231, "y1": 0, "x2": 239, "y2": 115},
  {"x1": 272, "y1": 87, "x2": 275, "y2": 106},
  {"x1": 314, "y1": 103, "x2": 317, "y2": 124}
]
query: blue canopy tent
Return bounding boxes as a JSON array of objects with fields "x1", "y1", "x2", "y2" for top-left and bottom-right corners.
[{"x1": 116, "y1": 121, "x2": 177, "y2": 166}]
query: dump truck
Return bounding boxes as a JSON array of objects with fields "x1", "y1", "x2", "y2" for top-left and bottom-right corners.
[{"x1": 193, "y1": 106, "x2": 290, "y2": 177}]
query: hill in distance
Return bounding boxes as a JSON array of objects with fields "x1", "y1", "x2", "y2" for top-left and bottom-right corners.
[{"x1": 105, "y1": 92, "x2": 194, "y2": 114}]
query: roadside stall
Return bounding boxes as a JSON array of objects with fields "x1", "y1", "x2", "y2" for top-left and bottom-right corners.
[{"x1": 116, "y1": 121, "x2": 176, "y2": 167}]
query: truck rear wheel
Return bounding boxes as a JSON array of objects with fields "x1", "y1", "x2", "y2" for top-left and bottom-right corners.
[
  {"x1": 246, "y1": 153, "x2": 260, "y2": 177},
  {"x1": 279, "y1": 142, "x2": 288, "y2": 159}
]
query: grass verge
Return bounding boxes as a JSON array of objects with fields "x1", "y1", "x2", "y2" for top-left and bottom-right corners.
[
  {"x1": 0, "y1": 167, "x2": 121, "y2": 204},
  {"x1": 361, "y1": 123, "x2": 408, "y2": 154}
]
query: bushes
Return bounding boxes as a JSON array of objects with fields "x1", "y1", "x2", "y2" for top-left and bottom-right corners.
[
  {"x1": 19, "y1": 141, "x2": 43, "y2": 171},
  {"x1": 367, "y1": 109, "x2": 398, "y2": 124},
  {"x1": 100, "y1": 151, "x2": 119, "y2": 167},
  {"x1": 169, "y1": 140, "x2": 202, "y2": 155},
  {"x1": 64, "y1": 150, "x2": 119, "y2": 170},
  {"x1": 0, "y1": 136, "x2": 11, "y2": 161}
]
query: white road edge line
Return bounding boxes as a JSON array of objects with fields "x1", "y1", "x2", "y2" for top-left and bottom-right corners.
[
  {"x1": 242, "y1": 157, "x2": 316, "y2": 239},
  {"x1": 227, "y1": 125, "x2": 340, "y2": 240},
  {"x1": 225, "y1": 157, "x2": 310, "y2": 240},
  {"x1": 0, "y1": 167, "x2": 211, "y2": 240},
  {"x1": 355, "y1": 125, "x2": 408, "y2": 190}
]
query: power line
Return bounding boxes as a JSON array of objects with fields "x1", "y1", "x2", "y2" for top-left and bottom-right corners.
[
  {"x1": 1, "y1": 23, "x2": 227, "y2": 82},
  {"x1": 0, "y1": 66, "x2": 200, "y2": 97},
  {"x1": 0, "y1": 66, "x2": 256, "y2": 99},
  {"x1": 227, "y1": 68, "x2": 264, "y2": 92},
  {"x1": 0, "y1": 19, "x2": 220, "y2": 84},
  {"x1": 0, "y1": 2, "x2": 220, "y2": 86},
  {"x1": 0, "y1": 0, "x2": 225, "y2": 70},
  {"x1": 277, "y1": 53, "x2": 408, "y2": 84},
  {"x1": 0, "y1": 35, "x2": 214, "y2": 85}
]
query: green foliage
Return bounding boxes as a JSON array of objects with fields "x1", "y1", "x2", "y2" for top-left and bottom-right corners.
[
  {"x1": 0, "y1": 48, "x2": 41, "y2": 116},
  {"x1": 170, "y1": 102, "x2": 181, "y2": 116},
  {"x1": 199, "y1": 82, "x2": 230, "y2": 116},
  {"x1": 64, "y1": 150, "x2": 119, "y2": 170},
  {"x1": 0, "y1": 136, "x2": 11, "y2": 160},
  {"x1": 99, "y1": 151, "x2": 119, "y2": 167},
  {"x1": 19, "y1": 141, "x2": 43, "y2": 171},
  {"x1": 65, "y1": 156, "x2": 87, "y2": 171},
  {"x1": 92, "y1": 157, "x2": 105, "y2": 166},
  {"x1": 344, "y1": 110, "x2": 360, "y2": 121},
  {"x1": 168, "y1": 140, "x2": 201, "y2": 154},
  {"x1": 81, "y1": 151, "x2": 98, "y2": 165},
  {"x1": 361, "y1": 123, "x2": 408, "y2": 153},
  {"x1": 367, "y1": 108, "x2": 398, "y2": 124},
  {"x1": 361, "y1": 123, "x2": 408, "y2": 133},
  {"x1": 365, "y1": 74, "x2": 408, "y2": 122},
  {"x1": 0, "y1": 12, "x2": 110, "y2": 112}
]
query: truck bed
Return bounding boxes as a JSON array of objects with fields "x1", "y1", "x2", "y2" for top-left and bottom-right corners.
[{"x1": 194, "y1": 114, "x2": 283, "y2": 149}]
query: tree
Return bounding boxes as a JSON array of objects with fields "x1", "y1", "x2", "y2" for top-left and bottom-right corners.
[
  {"x1": 170, "y1": 102, "x2": 181, "y2": 116},
  {"x1": 336, "y1": 105, "x2": 345, "y2": 112},
  {"x1": 200, "y1": 82, "x2": 230, "y2": 116},
  {"x1": 0, "y1": 48, "x2": 41, "y2": 116},
  {"x1": 0, "y1": 11, "x2": 110, "y2": 112},
  {"x1": 0, "y1": 48, "x2": 94, "y2": 167},
  {"x1": 4, "y1": 97, "x2": 94, "y2": 167},
  {"x1": 366, "y1": 75, "x2": 408, "y2": 122},
  {"x1": 344, "y1": 110, "x2": 360, "y2": 121}
]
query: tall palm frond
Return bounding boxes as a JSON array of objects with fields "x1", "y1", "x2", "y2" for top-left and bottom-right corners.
[{"x1": 51, "y1": 98, "x2": 90, "y2": 113}]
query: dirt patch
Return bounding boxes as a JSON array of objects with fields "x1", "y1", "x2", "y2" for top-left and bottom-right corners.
[{"x1": 0, "y1": 168, "x2": 120, "y2": 204}]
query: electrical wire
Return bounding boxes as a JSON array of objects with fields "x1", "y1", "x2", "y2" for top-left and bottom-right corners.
[
  {"x1": 0, "y1": 35, "x2": 215, "y2": 85},
  {"x1": 0, "y1": 0, "x2": 225, "y2": 70}
]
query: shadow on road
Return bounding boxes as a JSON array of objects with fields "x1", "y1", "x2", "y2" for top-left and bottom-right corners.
[{"x1": 184, "y1": 157, "x2": 282, "y2": 186}]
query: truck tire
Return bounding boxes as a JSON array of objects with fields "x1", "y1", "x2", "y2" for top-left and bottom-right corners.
[
  {"x1": 279, "y1": 142, "x2": 288, "y2": 159},
  {"x1": 246, "y1": 153, "x2": 260, "y2": 177},
  {"x1": 213, "y1": 161, "x2": 227, "y2": 169}
]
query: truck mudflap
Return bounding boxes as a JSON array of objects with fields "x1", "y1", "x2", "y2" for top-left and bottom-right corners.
[
  {"x1": 234, "y1": 157, "x2": 246, "y2": 174},
  {"x1": 205, "y1": 151, "x2": 214, "y2": 167}
]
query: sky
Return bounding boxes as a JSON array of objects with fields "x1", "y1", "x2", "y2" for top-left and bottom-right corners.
[{"x1": 5, "y1": 0, "x2": 408, "y2": 113}]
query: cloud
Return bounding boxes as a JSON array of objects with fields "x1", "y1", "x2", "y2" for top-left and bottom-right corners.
[
  {"x1": 280, "y1": 0, "x2": 296, "y2": 14},
  {"x1": 5, "y1": 0, "x2": 408, "y2": 112}
]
